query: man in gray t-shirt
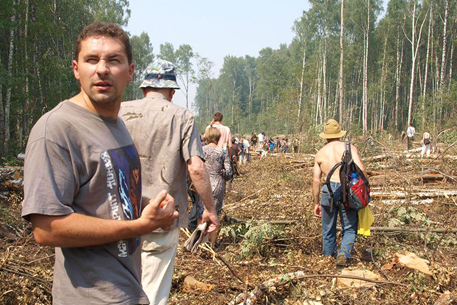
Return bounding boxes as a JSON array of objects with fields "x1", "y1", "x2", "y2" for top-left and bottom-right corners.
[
  {"x1": 119, "y1": 59, "x2": 219, "y2": 305},
  {"x1": 22, "y1": 22, "x2": 178, "y2": 305}
]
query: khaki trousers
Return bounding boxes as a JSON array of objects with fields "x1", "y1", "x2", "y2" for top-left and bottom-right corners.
[{"x1": 141, "y1": 228, "x2": 180, "y2": 305}]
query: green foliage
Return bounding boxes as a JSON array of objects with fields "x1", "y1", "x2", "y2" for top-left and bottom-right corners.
[
  {"x1": 0, "y1": 0, "x2": 158, "y2": 159},
  {"x1": 219, "y1": 220, "x2": 253, "y2": 243},
  {"x1": 220, "y1": 221, "x2": 285, "y2": 258},
  {"x1": 389, "y1": 206, "x2": 431, "y2": 227},
  {"x1": 240, "y1": 223, "x2": 284, "y2": 258},
  {"x1": 407, "y1": 272, "x2": 426, "y2": 293}
]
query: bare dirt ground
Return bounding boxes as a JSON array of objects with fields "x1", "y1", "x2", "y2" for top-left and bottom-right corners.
[{"x1": 1, "y1": 138, "x2": 457, "y2": 304}]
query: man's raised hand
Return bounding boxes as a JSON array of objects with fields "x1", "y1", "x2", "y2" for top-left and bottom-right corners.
[{"x1": 140, "y1": 190, "x2": 179, "y2": 233}]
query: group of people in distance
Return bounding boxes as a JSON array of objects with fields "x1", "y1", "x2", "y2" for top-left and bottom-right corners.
[
  {"x1": 403, "y1": 124, "x2": 433, "y2": 157},
  {"x1": 21, "y1": 21, "x2": 374, "y2": 304}
]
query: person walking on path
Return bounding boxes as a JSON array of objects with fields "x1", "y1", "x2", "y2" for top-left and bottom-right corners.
[
  {"x1": 420, "y1": 131, "x2": 432, "y2": 157},
  {"x1": 195, "y1": 127, "x2": 232, "y2": 246},
  {"x1": 251, "y1": 132, "x2": 257, "y2": 147},
  {"x1": 22, "y1": 22, "x2": 178, "y2": 305},
  {"x1": 406, "y1": 124, "x2": 416, "y2": 150},
  {"x1": 312, "y1": 119, "x2": 367, "y2": 266},
  {"x1": 258, "y1": 131, "x2": 265, "y2": 148},
  {"x1": 119, "y1": 59, "x2": 219, "y2": 305},
  {"x1": 206, "y1": 112, "x2": 232, "y2": 157}
]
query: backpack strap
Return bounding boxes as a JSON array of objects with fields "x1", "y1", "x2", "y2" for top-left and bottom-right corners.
[
  {"x1": 339, "y1": 142, "x2": 353, "y2": 204},
  {"x1": 324, "y1": 161, "x2": 342, "y2": 211}
]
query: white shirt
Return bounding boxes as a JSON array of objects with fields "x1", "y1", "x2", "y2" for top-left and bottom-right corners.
[
  {"x1": 407, "y1": 126, "x2": 415, "y2": 137},
  {"x1": 258, "y1": 133, "x2": 265, "y2": 143},
  {"x1": 242, "y1": 139, "x2": 250, "y2": 153}
]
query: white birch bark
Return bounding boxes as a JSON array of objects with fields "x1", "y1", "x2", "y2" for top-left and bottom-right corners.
[
  {"x1": 297, "y1": 48, "x2": 306, "y2": 126},
  {"x1": 405, "y1": 0, "x2": 427, "y2": 127},
  {"x1": 339, "y1": 0, "x2": 345, "y2": 125},
  {"x1": 395, "y1": 29, "x2": 404, "y2": 130},
  {"x1": 362, "y1": 1, "x2": 369, "y2": 135},
  {"x1": 439, "y1": 0, "x2": 449, "y2": 90},
  {"x1": 422, "y1": 6, "x2": 432, "y2": 128}
]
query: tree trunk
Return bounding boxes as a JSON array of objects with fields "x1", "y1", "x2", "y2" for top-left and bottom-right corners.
[
  {"x1": 4, "y1": 0, "x2": 16, "y2": 154},
  {"x1": 362, "y1": 3, "x2": 369, "y2": 135},
  {"x1": 395, "y1": 28, "x2": 404, "y2": 131},
  {"x1": 322, "y1": 39, "x2": 328, "y2": 121},
  {"x1": 422, "y1": 6, "x2": 432, "y2": 129},
  {"x1": 448, "y1": 34, "x2": 454, "y2": 91},
  {"x1": 406, "y1": 0, "x2": 427, "y2": 127},
  {"x1": 24, "y1": 0, "x2": 30, "y2": 142},
  {"x1": 297, "y1": 47, "x2": 306, "y2": 130},
  {"x1": 0, "y1": 54, "x2": 3, "y2": 155},
  {"x1": 34, "y1": 43, "x2": 45, "y2": 115},
  {"x1": 339, "y1": 0, "x2": 345, "y2": 126},
  {"x1": 315, "y1": 59, "x2": 322, "y2": 127},
  {"x1": 439, "y1": 0, "x2": 449, "y2": 90}
]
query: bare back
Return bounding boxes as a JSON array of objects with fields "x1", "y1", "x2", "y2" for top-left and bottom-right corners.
[{"x1": 314, "y1": 141, "x2": 365, "y2": 182}]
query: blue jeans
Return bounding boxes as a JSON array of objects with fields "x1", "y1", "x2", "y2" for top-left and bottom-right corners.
[{"x1": 321, "y1": 182, "x2": 358, "y2": 259}]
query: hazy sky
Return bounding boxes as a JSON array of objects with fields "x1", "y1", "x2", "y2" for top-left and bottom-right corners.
[{"x1": 125, "y1": 0, "x2": 311, "y2": 108}]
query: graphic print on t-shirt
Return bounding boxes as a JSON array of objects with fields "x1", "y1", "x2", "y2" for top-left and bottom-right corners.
[{"x1": 101, "y1": 144, "x2": 142, "y2": 256}]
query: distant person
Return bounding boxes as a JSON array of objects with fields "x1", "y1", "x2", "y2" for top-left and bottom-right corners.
[
  {"x1": 258, "y1": 131, "x2": 265, "y2": 147},
  {"x1": 293, "y1": 138, "x2": 299, "y2": 153},
  {"x1": 196, "y1": 127, "x2": 232, "y2": 246},
  {"x1": 276, "y1": 137, "x2": 281, "y2": 153},
  {"x1": 241, "y1": 137, "x2": 250, "y2": 164},
  {"x1": 238, "y1": 137, "x2": 246, "y2": 165},
  {"x1": 206, "y1": 112, "x2": 232, "y2": 157},
  {"x1": 401, "y1": 131, "x2": 406, "y2": 144},
  {"x1": 230, "y1": 138, "x2": 242, "y2": 176},
  {"x1": 368, "y1": 134, "x2": 374, "y2": 149},
  {"x1": 251, "y1": 132, "x2": 257, "y2": 146},
  {"x1": 281, "y1": 138, "x2": 289, "y2": 153},
  {"x1": 312, "y1": 119, "x2": 366, "y2": 266},
  {"x1": 420, "y1": 131, "x2": 432, "y2": 157},
  {"x1": 268, "y1": 138, "x2": 275, "y2": 153},
  {"x1": 406, "y1": 124, "x2": 416, "y2": 150},
  {"x1": 119, "y1": 59, "x2": 218, "y2": 305},
  {"x1": 22, "y1": 22, "x2": 178, "y2": 304}
]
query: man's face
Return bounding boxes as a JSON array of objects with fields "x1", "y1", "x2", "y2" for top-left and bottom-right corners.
[{"x1": 72, "y1": 36, "x2": 134, "y2": 107}]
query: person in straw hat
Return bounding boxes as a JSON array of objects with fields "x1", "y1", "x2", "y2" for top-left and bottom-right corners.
[{"x1": 312, "y1": 119, "x2": 367, "y2": 266}]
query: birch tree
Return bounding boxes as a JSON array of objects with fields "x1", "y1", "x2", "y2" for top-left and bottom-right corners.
[{"x1": 404, "y1": 0, "x2": 428, "y2": 127}]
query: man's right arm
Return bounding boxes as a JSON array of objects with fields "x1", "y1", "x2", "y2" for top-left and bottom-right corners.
[{"x1": 30, "y1": 191, "x2": 178, "y2": 247}]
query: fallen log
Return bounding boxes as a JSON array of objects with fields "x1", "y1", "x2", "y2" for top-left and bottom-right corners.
[
  {"x1": 364, "y1": 154, "x2": 392, "y2": 162},
  {"x1": 369, "y1": 227, "x2": 457, "y2": 233},
  {"x1": 337, "y1": 226, "x2": 457, "y2": 233},
  {"x1": 371, "y1": 190, "x2": 457, "y2": 199},
  {"x1": 366, "y1": 169, "x2": 383, "y2": 177},
  {"x1": 229, "y1": 271, "x2": 408, "y2": 305},
  {"x1": 381, "y1": 199, "x2": 434, "y2": 205}
]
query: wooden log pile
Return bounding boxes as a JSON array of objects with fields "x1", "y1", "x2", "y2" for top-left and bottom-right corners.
[{"x1": 0, "y1": 166, "x2": 23, "y2": 197}]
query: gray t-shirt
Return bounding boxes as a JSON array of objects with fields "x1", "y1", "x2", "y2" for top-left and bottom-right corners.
[
  {"x1": 22, "y1": 101, "x2": 148, "y2": 305},
  {"x1": 119, "y1": 92, "x2": 204, "y2": 228}
]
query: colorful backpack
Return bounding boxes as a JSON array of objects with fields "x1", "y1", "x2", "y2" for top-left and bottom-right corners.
[{"x1": 324, "y1": 142, "x2": 370, "y2": 210}]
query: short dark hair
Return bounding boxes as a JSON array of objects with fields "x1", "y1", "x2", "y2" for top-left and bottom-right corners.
[
  {"x1": 75, "y1": 22, "x2": 132, "y2": 64},
  {"x1": 205, "y1": 127, "x2": 221, "y2": 144},
  {"x1": 213, "y1": 112, "x2": 223, "y2": 122}
]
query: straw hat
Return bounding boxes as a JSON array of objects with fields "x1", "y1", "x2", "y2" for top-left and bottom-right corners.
[{"x1": 319, "y1": 119, "x2": 346, "y2": 139}]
